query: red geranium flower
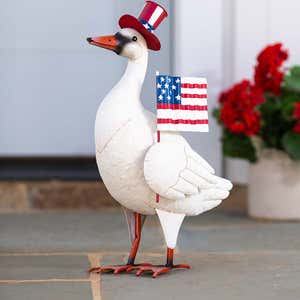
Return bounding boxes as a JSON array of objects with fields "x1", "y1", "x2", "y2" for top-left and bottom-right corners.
[
  {"x1": 293, "y1": 121, "x2": 300, "y2": 134},
  {"x1": 219, "y1": 80, "x2": 265, "y2": 136},
  {"x1": 293, "y1": 102, "x2": 300, "y2": 119},
  {"x1": 254, "y1": 43, "x2": 288, "y2": 95}
]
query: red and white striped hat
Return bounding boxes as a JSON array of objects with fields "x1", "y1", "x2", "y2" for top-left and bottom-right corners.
[{"x1": 119, "y1": 1, "x2": 168, "y2": 51}]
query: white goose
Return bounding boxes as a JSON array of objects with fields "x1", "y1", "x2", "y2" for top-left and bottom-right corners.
[{"x1": 87, "y1": 3, "x2": 232, "y2": 278}]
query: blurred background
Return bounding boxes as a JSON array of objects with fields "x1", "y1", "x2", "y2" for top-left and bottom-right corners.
[{"x1": 1, "y1": 0, "x2": 300, "y2": 212}]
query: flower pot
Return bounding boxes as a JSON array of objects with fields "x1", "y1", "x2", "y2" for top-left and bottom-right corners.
[{"x1": 248, "y1": 149, "x2": 300, "y2": 220}]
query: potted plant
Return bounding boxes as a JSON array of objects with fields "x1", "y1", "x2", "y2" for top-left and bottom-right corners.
[{"x1": 214, "y1": 43, "x2": 300, "y2": 220}]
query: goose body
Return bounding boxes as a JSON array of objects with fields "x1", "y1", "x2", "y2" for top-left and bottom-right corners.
[
  {"x1": 95, "y1": 29, "x2": 231, "y2": 217},
  {"x1": 95, "y1": 84, "x2": 157, "y2": 215}
]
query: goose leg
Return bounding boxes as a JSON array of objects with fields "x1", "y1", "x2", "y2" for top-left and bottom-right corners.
[
  {"x1": 127, "y1": 209, "x2": 190, "y2": 278},
  {"x1": 125, "y1": 210, "x2": 145, "y2": 265},
  {"x1": 89, "y1": 209, "x2": 149, "y2": 275},
  {"x1": 127, "y1": 247, "x2": 190, "y2": 278}
]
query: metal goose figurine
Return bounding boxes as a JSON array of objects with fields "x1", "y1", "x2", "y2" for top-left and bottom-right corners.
[{"x1": 87, "y1": 1, "x2": 232, "y2": 278}]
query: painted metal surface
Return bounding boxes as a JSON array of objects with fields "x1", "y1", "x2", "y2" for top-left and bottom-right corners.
[{"x1": 87, "y1": 1, "x2": 232, "y2": 277}]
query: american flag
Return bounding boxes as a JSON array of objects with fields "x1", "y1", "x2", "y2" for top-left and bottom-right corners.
[{"x1": 156, "y1": 74, "x2": 208, "y2": 132}]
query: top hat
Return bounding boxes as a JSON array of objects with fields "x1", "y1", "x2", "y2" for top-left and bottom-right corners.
[{"x1": 119, "y1": 1, "x2": 168, "y2": 51}]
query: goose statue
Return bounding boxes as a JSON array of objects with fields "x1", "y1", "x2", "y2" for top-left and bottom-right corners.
[{"x1": 87, "y1": 1, "x2": 232, "y2": 278}]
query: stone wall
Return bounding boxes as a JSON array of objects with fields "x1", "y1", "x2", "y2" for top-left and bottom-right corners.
[{"x1": 0, "y1": 181, "x2": 246, "y2": 213}]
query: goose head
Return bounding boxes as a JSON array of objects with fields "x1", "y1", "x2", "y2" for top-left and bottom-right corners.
[{"x1": 87, "y1": 28, "x2": 148, "y2": 61}]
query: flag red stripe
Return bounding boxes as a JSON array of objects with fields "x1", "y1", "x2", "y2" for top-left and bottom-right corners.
[
  {"x1": 181, "y1": 83, "x2": 207, "y2": 89},
  {"x1": 157, "y1": 104, "x2": 208, "y2": 111},
  {"x1": 157, "y1": 118, "x2": 208, "y2": 125},
  {"x1": 181, "y1": 93, "x2": 207, "y2": 99}
]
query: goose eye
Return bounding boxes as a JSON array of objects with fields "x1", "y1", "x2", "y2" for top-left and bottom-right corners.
[{"x1": 132, "y1": 36, "x2": 138, "y2": 42}]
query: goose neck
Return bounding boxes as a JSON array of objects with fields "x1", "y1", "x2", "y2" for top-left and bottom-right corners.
[{"x1": 120, "y1": 51, "x2": 148, "y2": 94}]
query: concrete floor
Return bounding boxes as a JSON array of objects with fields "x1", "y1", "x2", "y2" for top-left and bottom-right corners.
[{"x1": 0, "y1": 210, "x2": 300, "y2": 299}]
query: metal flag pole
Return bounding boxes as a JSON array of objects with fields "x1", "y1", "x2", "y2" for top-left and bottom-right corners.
[{"x1": 156, "y1": 71, "x2": 160, "y2": 203}]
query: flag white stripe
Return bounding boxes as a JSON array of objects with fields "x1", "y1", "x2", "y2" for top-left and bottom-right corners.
[
  {"x1": 181, "y1": 77, "x2": 207, "y2": 84},
  {"x1": 181, "y1": 88, "x2": 207, "y2": 94},
  {"x1": 157, "y1": 123, "x2": 209, "y2": 132},
  {"x1": 181, "y1": 98, "x2": 208, "y2": 105},
  {"x1": 157, "y1": 109, "x2": 208, "y2": 120}
]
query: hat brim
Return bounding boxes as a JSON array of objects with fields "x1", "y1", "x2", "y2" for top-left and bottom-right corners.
[{"x1": 119, "y1": 14, "x2": 161, "y2": 51}]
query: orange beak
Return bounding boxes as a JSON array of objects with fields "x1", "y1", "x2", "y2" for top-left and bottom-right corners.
[{"x1": 87, "y1": 35, "x2": 118, "y2": 51}]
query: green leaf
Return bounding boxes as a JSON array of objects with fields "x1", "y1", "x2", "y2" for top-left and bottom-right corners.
[
  {"x1": 212, "y1": 108, "x2": 221, "y2": 123},
  {"x1": 281, "y1": 94, "x2": 299, "y2": 121},
  {"x1": 260, "y1": 96, "x2": 281, "y2": 115},
  {"x1": 222, "y1": 130, "x2": 257, "y2": 163},
  {"x1": 282, "y1": 131, "x2": 300, "y2": 160},
  {"x1": 259, "y1": 96, "x2": 286, "y2": 149},
  {"x1": 284, "y1": 65, "x2": 300, "y2": 93},
  {"x1": 291, "y1": 65, "x2": 300, "y2": 77}
]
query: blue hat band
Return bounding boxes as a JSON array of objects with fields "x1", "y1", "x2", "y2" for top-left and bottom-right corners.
[{"x1": 139, "y1": 18, "x2": 154, "y2": 32}]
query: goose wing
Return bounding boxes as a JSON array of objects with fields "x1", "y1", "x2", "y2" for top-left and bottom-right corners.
[{"x1": 144, "y1": 141, "x2": 232, "y2": 201}]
